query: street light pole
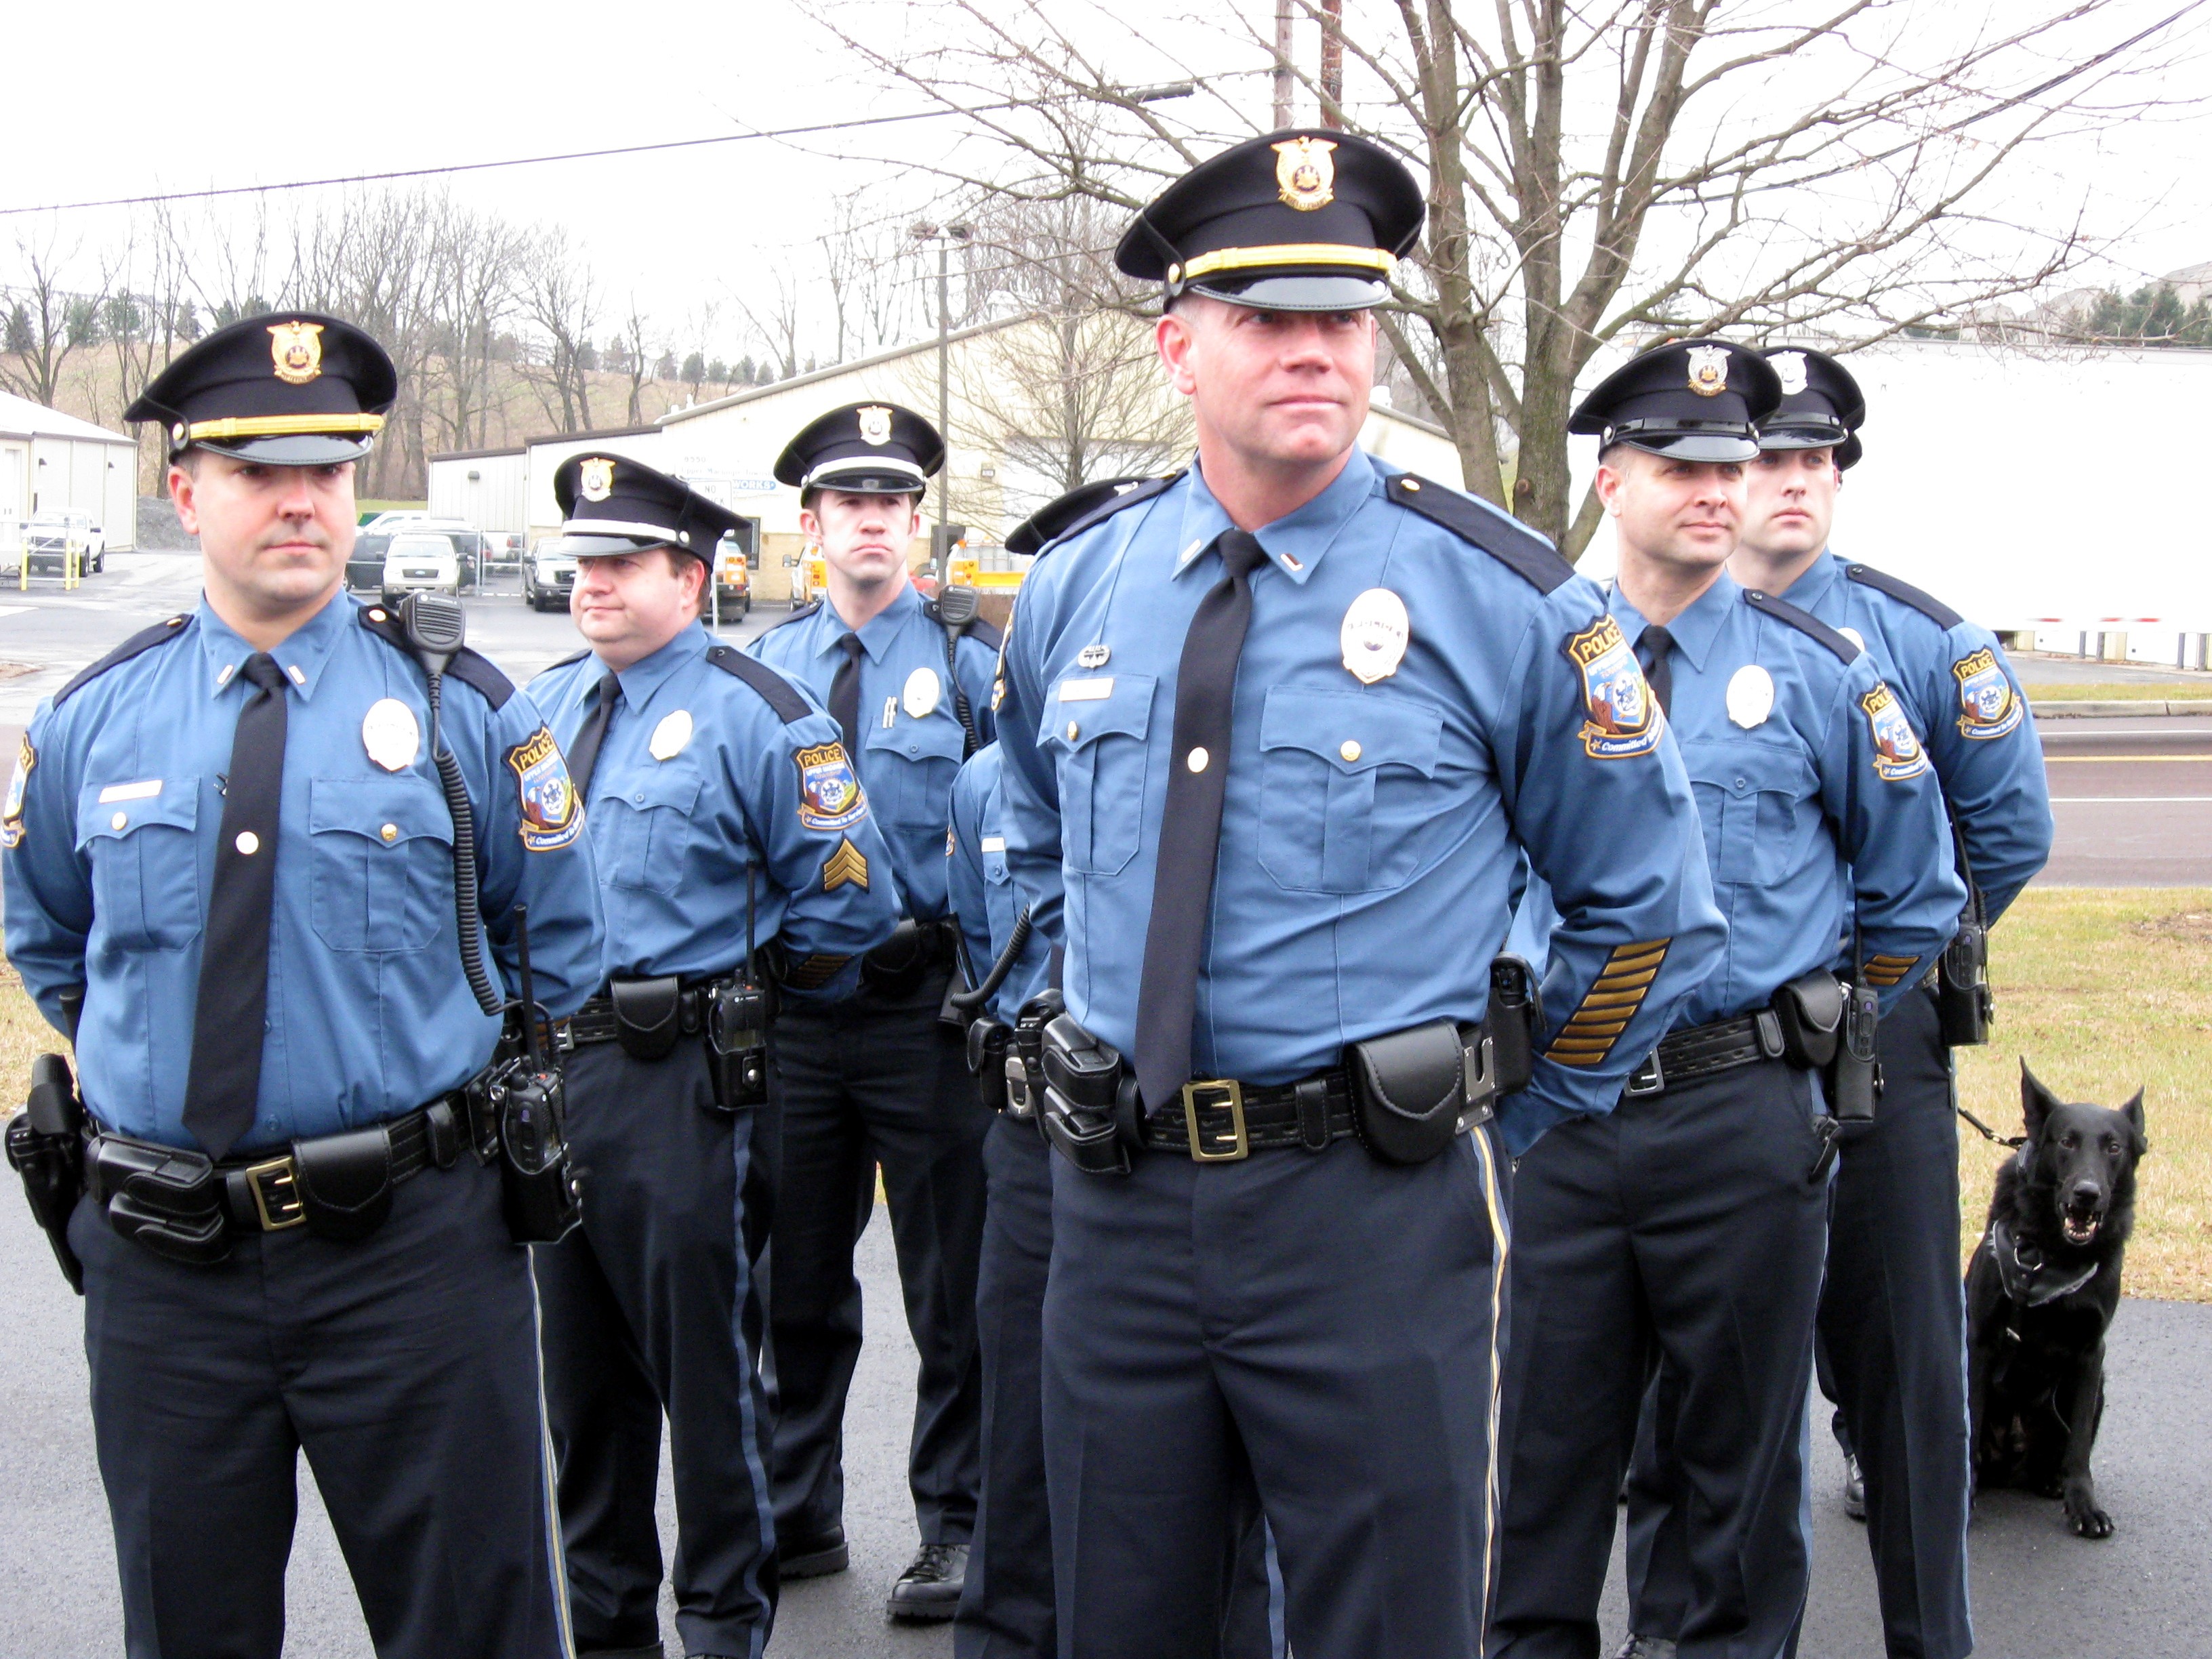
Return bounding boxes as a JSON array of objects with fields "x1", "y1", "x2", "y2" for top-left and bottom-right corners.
[{"x1": 911, "y1": 220, "x2": 972, "y2": 585}]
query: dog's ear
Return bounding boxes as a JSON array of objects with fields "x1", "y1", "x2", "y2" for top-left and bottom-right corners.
[
  {"x1": 2020, "y1": 1060, "x2": 2060, "y2": 1140},
  {"x1": 2121, "y1": 1088, "x2": 2148, "y2": 1153}
]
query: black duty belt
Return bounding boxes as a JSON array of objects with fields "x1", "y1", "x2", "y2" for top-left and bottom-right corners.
[
  {"x1": 218, "y1": 1101, "x2": 448, "y2": 1234},
  {"x1": 1139, "y1": 1070, "x2": 1360, "y2": 1161},
  {"x1": 565, "y1": 984, "x2": 713, "y2": 1048},
  {"x1": 1624, "y1": 1007, "x2": 1786, "y2": 1099}
]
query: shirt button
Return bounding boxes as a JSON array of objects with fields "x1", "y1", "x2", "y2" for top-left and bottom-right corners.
[
  {"x1": 1187, "y1": 747, "x2": 1210, "y2": 773},
  {"x1": 110, "y1": 811, "x2": 126, "y2": 830},
  {"x1": 1066, "y1": 721, "x2": 1079, "y2": 741},
  {"x1": 1339, "y1": 739, "x2": 1362, "y2": 762},
  {"x1": 380, "y1": 823, "x2": 398, "y2": 842},
  {"x1": 236, "y1": 831, "x2": 260, "y2": 855}
]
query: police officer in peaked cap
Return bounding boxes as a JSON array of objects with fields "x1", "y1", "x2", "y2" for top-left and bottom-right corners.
[
  {"x1": 1616, "y1": 347, "x2": 2052, "y2": 1659},
  {"x1": 527, "y1": 453, "x2": 899, "y2": 1658},
  {"x1": 1491, "y1": 339, "x2": 1967, "y2": 1659},
  {"x1": 3, "y1": 312, "x2": 606, "y2": 1658},
  {"x1": 994, "y1": 131, "x2": 1727, "y2": 1656},
  {"x1": 747, "y1": 401, "x2": 1001, "y2": 1618}
]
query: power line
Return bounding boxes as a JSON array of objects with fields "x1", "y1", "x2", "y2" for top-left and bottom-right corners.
[{"x1": 0, "y1": 100, "x2": 1040, "y2": 219}]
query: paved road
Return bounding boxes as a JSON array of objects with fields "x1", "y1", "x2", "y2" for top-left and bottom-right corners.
[
  {"x1": 2036, "y1": 717, "x2": 2212, "y2": 885},
  {"x1": 1, "y1": 1185, "x2": 2207, "y2": 1656}
]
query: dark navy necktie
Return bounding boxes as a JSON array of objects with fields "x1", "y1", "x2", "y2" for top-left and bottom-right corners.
[
  {"x1": 182, "y1": 653, "x2": 288, "y2": 1159},
  {"x1": 1637, "y1": 624, "x2": 1675, "y2": 718},
  {"x1": 1134, "y1": 529, "x2": 1270, "y2": 1110},
  {"x1": 830, "y1": 632, "x2": 865, "y2": 760},
  {"x1": 564, "y1": 671, "x2": 621, "y2": 800}
]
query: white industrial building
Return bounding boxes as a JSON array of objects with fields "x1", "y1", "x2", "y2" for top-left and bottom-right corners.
[
  {"x1": 0, "y1": 392, "x2": 136, "y2": 550},
  {"x1": 426, "y1": 444, "x2": 527, "y2": 534}
]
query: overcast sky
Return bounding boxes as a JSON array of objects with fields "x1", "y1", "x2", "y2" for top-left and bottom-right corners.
[{"x1": 9, "y1": 0, "x2": 2212, "y2": 363}]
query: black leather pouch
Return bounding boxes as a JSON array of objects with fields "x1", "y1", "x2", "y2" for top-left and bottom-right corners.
[
  {"x1": 611, "y1": 975, "x2": 683, "y2": 1062},
  {"x1": 1348, "y1": 1020, "x2": 1466, "y2": 1166},
  {"x1": 89, "y1": 1135, "x2": 229, "y2": 1264},
  {"x1": 860, "y1": 920, "x2": 928, "y2": 996},
  {"x1": 1770, "y1": 971, "x2": 1844, "y2": 1069},
  {"x1": 291, "y1": 1126, "x2": 395, "y2": 1242}
]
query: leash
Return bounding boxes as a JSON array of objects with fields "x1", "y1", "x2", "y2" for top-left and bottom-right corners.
[{"x1": 1957, "y1": 1105, "x2": 2026, "y2": 1149}]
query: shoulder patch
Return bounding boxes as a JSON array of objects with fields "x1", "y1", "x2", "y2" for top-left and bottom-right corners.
[
  {"x1": 1845, "y1": 563, "x2": 1964, "y2": 630},
  {"x1": 356, "y1": 605, "x2": 516, "y2": 710},
  {"x1": 1040, "y1": 473, "x2": 1180, "y2": 552},
  {"x1": 1861, "y1": 682, "x2": 1931, "y2": 780},
  {"x1": 504, "y1": 725, "x2": 584, "y2": 850},
  {"x1": 1, "y1": 735, "x2": 31, "y2": 849},
  {"x1": 1563, "y1": 615, "x2": 1664, "y2": 759},
  {"x1": 1952, "y1": 644, "x2": 2024, "y2": 740},
  {"x1": 1384, "y1": 474, "x2": 1574, "y2": 594},
  {"x1": 54, "y1": 615, "x2": 190, "y2": 705},
  {"x1": 794, "y1": 740, "x2": 869, "y2": 832},
  {"x1": 706, "y1": 644, "x2": 815, "y2": 724},
  {"x1": 1744, "y1": 590, "x2": 1860, "y2": 663}
]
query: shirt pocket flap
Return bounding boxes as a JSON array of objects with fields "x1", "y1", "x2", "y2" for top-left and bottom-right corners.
[
  {"x1": 865, "y1": 714, "x2": 969, "y2": 764},
  {"x1": 609, "y1": 769, "x2": 704, "y2": 815},
  {"x1": 308, "y1": 776, "x2": 455, "y2": 846},
  {"x1": 77, "y1": 778, "x2": 198, "y2": 846},
  {"x1": 1260, "y1": 687, "x2": 1443, "y2": 777},
  {"x1": 1679, "y1": 738, "x2": 1815, "y2": 800},
  {"x1": 1042, "y1": 674, "x2": 1155, "y2": 754}
]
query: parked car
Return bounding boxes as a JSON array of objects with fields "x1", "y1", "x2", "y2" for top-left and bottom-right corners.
[
  {"x1": 24, "y1": 512, "x2": 106, "y2": 575},
  {"x1": 382, "y1": 532, "x2": 462, "y2": 605},
  {"x1": 714, "y1": 533, "x2": 752, "y2": 617},
  {"x1": 523, "y1": 541, "x2": 577, "y2": 612},
  {"x1": 346, "y1": 531, "x2": 393, "y2": 591}
]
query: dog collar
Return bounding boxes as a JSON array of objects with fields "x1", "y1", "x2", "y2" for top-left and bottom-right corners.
[{"x1": 1989, "y1": 1218, "x2": 2100, "y2": 1308}]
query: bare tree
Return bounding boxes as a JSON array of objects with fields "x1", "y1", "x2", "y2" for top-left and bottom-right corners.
[
  {"x1": 614, "y1": 298, "x2": 659, "y2": 425},
  {"x1": 798, "y1": 0, "x2": 2203, "y2": 554},
  {"x1": 0, "y1": 230, "x2": 104, "y2": 408},
  {"x1": 517, "y1": 228, "x2": 600, "y2": 435}
]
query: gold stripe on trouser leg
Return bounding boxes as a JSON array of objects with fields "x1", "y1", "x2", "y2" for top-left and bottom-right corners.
[
  {"x1": 529, "y1": 1263, "x2": 580, "y2": 1659},
  {"x1": 1467, "y1": 1123, "x2": 1511, "y2": 1639}
]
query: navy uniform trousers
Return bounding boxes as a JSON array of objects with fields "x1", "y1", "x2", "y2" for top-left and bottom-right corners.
[
  {"x1": 1626, "y1": 987, "x2": 1972, "y2": 1659},
  {"x1": 1490, "y1": 1059, "x2": 1829, "y2": 1659},
  {"x1": 69, "y1": 1155, "x2": 569, "y2": 1659},
  {"x1": 769, "y1": 963, "x2": 988, "y2": 1547},
  {"x1": 534, "y1": 1036, "x2": 778, "y2": 1659},
  {"x1": 1044, "y1": 1126, "x2": 1511, "y2": 1659},
  {"x1": 956, "y1": 1115, "x2": 1280, "y2": 1659}
]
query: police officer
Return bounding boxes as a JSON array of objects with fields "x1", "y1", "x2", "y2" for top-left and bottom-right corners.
[
  {"x1": 1616, "y1": 348, "x2": 2053, "y2": 1659},
  {"x1": 994, "y1": 132, "x2": 1727, "y2": 1658},
  {"x1": 526, "y1": 454, "x2": 900, "y2": 1659},
  {"x1": 1, "y1": 313, "x2": 605, "y2": 1658},
  {"x1": 748, "y1": 403, "x2": 998, "y2": 1616},
  {"x1": 1489, "y1": 340, "x2": 1968, "y2": 1659}
]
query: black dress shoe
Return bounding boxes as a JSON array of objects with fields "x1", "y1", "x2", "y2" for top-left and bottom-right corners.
[
  {"x1": 1844, "y1": 1453, "x2": 1867, "y2": 1521},
  {"x1": 886, "y1": 1542, "x2": 969, "y2": 1621},
  {"x1": 777, "y1": 1525, "x2": 850, "y2": 1578},
  {"x1": 1611, "y1": 1639, "x2": 1677, "y2": 1659}
]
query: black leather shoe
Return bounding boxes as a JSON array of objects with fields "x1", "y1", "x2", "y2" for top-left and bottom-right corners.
[
  {"x1": 1612, "y1": 1639, "x2": 1677, "y2": 1659},
  {"x1": 886, "y1": 1542, "x2": 969, "y2": 1621},
  {"x1": 1844, "y1": 1453, "x2": 1867, "y2": 1521},
  {"x1": 777, "y1": 1526, "x2": 850, "y2": 1579}
]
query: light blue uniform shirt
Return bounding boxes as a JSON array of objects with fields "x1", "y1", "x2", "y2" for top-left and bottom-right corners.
[
  {"x1": 749, "y1": 582, "x2": 997, "y2": 924},
  {"x1": 3, "y1": 592, "x2": 605, "y2": 1153},
  {"x1": 1513, "y1": 571, "x2": 1967, "y2": 1028},
  {"x1": 529, "y1": 622, "x2": 900, "y2": 998},
  {"x1": 948, "y1": 744, "x2": 1053, "y2": 1025},
  {"x1": 996, "y1": 449, "x2": 1728, "y2": 1153},
  {"x1": 1779, "y1": 550, "x2": 2052, "y2": 922}
]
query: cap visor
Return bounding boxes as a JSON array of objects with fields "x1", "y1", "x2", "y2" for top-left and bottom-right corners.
[
  {"x1": 805, "y1": 472, "x2": 927, "y2": 497},
  {"x1": 1614, "y1": 432, "x2": 1761, "y2": 463},
  {"x1": 193, "y1": 434, "x2": 373, "y2": 465},
  {"x1": 1191, "y1": 272, "x2": 1391, "y2": 312},
  {"x1": 1757, "y1": 426, "x2": 1848, "y2": 453}
]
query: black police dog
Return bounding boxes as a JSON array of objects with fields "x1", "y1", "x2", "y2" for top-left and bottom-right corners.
[{"x1": 1966, "y1": 1063, "x2": 2147, "y2": 1538}]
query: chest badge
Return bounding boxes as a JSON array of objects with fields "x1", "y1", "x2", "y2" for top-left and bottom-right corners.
[
  {"x1": 903, "y1": 665, "x2": 941, "y2": 718},
  {"x1": 1077, "y1": 642, "x2": 1111, "y2": 669},
  {"x1": 1839, "y1": 626, "x2": 1866, "y2": 651},
  {"x1": 1726, "y1": 664, "x2": 1775, "y2": 729},
  {"x1": 1340, "y1": 588, "x2": 1410, "y2": 684},
  {"x1": 362, "y1": 697, "x2": 422, "y2": 772},
  {"x1": 649, "y1": 708, "x2": 693, "y2": 760}
]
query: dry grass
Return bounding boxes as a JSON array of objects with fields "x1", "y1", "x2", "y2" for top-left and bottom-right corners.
[
  {"x1": 2023, "y1": 681, "x2": 2211, "y2": 701},
  {"x1": 1959, "y1": 888, "x2": 2211, "y2": 1301},
  {"x1": 0, "y1": 964, "x2": 64, "y2": 1110}
]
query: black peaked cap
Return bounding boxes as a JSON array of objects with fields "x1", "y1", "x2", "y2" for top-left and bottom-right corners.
[
  {"x1": 1760, "y1": 346, "x2": 1866, "y2": 470},
  {"x1": 125, "y1": 311, "x2": 397, "y2": 464},
  {"x1": 549, "y1": 451, "x2": 744, "y2": 559},
  {"x1": 775, "y1": 403, "x2": 943, "y2": 496},
  {"x1": 1570, "y1": 340, "x2": 1783, "y2": 464}
]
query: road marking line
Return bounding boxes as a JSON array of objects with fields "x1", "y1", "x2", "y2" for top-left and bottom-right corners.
[
  {"x1": 2043, "y1": 754, "x2": 2212, "y2": 763},
  {"x1": 2050, "y1": 796, "x2": 2212, "y2": 803},
  {"x1": 0, "y1": 606, "x2": 30, "y2": 620}
]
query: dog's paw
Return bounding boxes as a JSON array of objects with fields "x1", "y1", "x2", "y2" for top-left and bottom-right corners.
[{"x1": 2064, "y1": 1495, "x2": 2114, "y2": 1539}]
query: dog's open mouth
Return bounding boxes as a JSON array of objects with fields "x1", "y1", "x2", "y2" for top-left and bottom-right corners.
[{"x1": 2062, "y1": 1209, "x2": 2103, "y2": 1246}]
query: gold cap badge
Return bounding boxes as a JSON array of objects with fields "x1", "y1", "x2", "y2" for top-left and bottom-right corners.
[
  {"x1": 1685, "y1": 344, "x2": 1729, "y2": 398},
  {"x1": 268, "y1": 321, "x2": 325, "y2": 386},
  {"x1": 857, "y1": 405, "x2": 893, "y2": 447},
  {"x1": 1274, "y1": 137, "x2": 1337, "y2": 211},
  {"x1": 579, "y1": 456, "x2": 616, "y2": 501}
]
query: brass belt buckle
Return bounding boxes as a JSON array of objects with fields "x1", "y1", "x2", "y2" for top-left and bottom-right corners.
[
  {"x1": 1181, "y1": 1080, "x2": 1248, "y2": 1162},
  {"x1": 245, "y1": 1155, "x2": 306, "y2": 1230}
]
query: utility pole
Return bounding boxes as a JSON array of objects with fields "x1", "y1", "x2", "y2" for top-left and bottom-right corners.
[
  {"x1": 1319, "y1": 0, "x2": 1344, "y2": 127},
  {"x1": 909, "y1": 220, "x2": 973, "y2": 582},
  {"x1": 1273, "y1": 0, "x2": 1294, "y2": 128}
]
